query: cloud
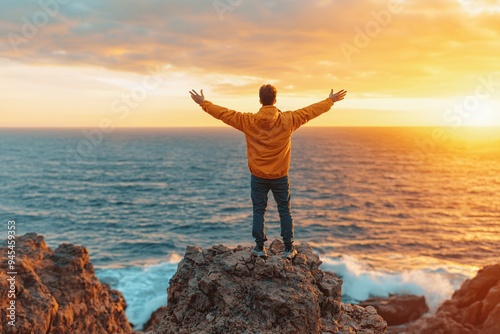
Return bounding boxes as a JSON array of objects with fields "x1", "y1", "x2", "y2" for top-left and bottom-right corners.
[{"x1": 0, "y1": 0, "x2": 499, "y2": 98}]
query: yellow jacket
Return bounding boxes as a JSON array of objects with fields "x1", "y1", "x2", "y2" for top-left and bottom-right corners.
[{"x1": 200, "y1": 98, "x2": 334, "y2": 179}]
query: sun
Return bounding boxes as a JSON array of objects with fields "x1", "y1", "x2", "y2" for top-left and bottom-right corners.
[{"x1": 461, "y1": 101, "x2": 500, "y2": 127}]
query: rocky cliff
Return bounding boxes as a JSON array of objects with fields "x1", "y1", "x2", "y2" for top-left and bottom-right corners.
[
  {"x1": 0, "y1": 233, "x2": 134, "y2": 334},
  {"x1": 6, "y1": 233, "x2": 496, "y2": 334},
  {"x1": 403, "y1": 264, "x2": 500, "y2": 334},
  {"x1": 154, "y1": 239, "x2": 387, "y2": 334}
]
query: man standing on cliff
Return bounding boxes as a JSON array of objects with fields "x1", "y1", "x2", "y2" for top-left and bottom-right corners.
[{"x1": 190, "y1": 85, "x2": 347, "y2": 259}]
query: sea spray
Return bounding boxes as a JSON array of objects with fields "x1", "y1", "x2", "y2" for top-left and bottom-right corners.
[
  {"x1": 95, "y1": 253, "x2": 181, "y2": 330},
  {"x1": 320, "y1": 255, "x2": 476, "y2": 312}
]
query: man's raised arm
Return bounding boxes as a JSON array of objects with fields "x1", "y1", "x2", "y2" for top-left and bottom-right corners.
[
  {"x1": 289, "y1": 89, "x2": 347, "y2": 131},
  {"x1": 189, "y1": 89, "x2": 249, "y2": 132}
]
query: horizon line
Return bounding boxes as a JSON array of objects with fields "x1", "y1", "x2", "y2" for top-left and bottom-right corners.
[{"x1": 2, "y1": 125, "x2": 500, "y2": 129}]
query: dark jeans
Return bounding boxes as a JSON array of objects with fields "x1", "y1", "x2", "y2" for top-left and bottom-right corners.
[{"x1": 251, "y1": 174, "x2": 294, "y2": 246}]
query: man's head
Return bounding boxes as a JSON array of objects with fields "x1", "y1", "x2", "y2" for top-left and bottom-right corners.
[{"x1": 259, "y1": 84, "x2": 277, "y2": 106}]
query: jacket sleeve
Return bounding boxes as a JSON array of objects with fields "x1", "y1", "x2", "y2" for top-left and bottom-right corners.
[
  {"x1": 200, "y1": 101, "x2": 250, "y2": 132},
  {"x1": 287, "y1": 98, "x2": 334, "y2": 131}
]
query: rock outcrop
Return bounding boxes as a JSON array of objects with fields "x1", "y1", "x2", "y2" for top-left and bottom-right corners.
[
  {"x1": 0, "y1": 233, "x2": 134, "y2": 334},
  {"x1": 359, "y1": 295, "x2": 429, "y2": 326},
  {"x1": 403, "y1": 264, "x2": 500, "y2": 334},
  {"x1": 154, "y1": 239, "x2": 387, "y2": 334}
]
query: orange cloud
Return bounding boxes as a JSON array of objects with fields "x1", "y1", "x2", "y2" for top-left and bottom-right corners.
[{"x1": 1, "y1": 0, "x2": 499, "y2": 127}]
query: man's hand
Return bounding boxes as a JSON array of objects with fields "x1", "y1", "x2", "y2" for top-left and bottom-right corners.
[
  {"x1": 329, "y1": 89, "x2": 347, "y2": 103},
  {"x1": 190, "y1": 89, "x2": 205, "y2": 105}
]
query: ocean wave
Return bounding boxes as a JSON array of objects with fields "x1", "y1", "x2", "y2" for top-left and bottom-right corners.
[
  {"x1": 96, "y1": 257, "x2": 181, "y2": 330},
  {"x1": 320, "y1": 255, "x2": 476, "y2": 313}
]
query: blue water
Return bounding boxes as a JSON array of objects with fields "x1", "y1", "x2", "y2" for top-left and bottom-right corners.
[{"x1": 1, "y1": 127, "x2": 499, "y2": 329}]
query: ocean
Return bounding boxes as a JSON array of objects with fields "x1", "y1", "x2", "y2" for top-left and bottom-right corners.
[{"x1": 1, "y1": 127, "x2": 499, "y2": 330}]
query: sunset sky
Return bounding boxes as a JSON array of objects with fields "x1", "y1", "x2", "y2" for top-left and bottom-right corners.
[{"x1": 1, "y1": 0, "x2": 500, "y2": 127}]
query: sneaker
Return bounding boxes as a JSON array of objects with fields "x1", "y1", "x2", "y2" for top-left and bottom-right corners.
[
  {"x1": 252, "y1": 245, "x2": 268, "y2": 258},
  {"x1": 282, "y1": 246, "x2": 297, "y2": 259}
]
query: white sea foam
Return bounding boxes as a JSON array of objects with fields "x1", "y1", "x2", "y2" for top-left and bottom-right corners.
[
  {"x1": 96, "y1": 255, "x2": 181, "y2": 330},
  {"x1": 320, "y1": 255, "x2": 475, "y2": 312}
]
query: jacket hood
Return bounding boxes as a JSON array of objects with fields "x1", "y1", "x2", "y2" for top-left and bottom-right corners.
[{"x1": 256, "y1": 105, "x2": 280, "y2": 130}]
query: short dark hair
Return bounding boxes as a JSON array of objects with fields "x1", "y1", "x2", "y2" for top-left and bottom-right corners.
[{"x1": 259, "y1": 84, "x2": 277, "y2": 106}]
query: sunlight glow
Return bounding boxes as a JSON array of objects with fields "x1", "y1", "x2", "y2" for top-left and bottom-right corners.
[
  {"x1": 461, "y1": 101, "x2": 500, "y2": 127},
  {"x1": 458, "y1": 0, "x2": 500, "y2": 14}
]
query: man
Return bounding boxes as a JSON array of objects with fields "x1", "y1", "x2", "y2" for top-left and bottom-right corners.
[{"x1": 190, "y1": 85, "x2": 347, "y2": 259}]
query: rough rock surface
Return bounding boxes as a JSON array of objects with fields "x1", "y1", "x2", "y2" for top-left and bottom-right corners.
[
  {"x1": 143, "y1": 306, "x2": 168, "y2": 332},
  {"x1": 154, "y1": 239, "x2": 387, "y2": 334},
  {"x1": 359, "y1": 295, "x2": 429, "y2": 326},
  {"x1": 403, "y1": 264, "x2": 500, "y2": 334},
  {"x1": 0, "y1": 233, "x2": 134, "y2": 334}
]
